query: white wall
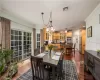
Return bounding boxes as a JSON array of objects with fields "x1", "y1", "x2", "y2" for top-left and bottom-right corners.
[
  {"x1": 36, "y1": 29, "x2": 40, "y2": 33},
  {"x1": 0, "y1": 9, "x2": 34, "y2": 28},
  {"x1": 0, "y1": 9, "x2": 35, "y2": 55},
  {"x1": 72, "y1": 29, "x2": 80, "y2": 50},
  {"x1": 11, "y1": 22, "x2": 33, "y2": 32},
  {"x1": 0, "y1": 7, "x2": 2, "y2": 12},
  {"x1": 85, "y1": 3, "x2": 100, "y2": 51}
]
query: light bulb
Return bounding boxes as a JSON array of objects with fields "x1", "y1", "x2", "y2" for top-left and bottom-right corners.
[
  {"x1": 65, "y1": 30, "x2": 67, "y2": 33},
  {"x1": 51, "y1": 27, "x2": 54, "y2": 31},
  {"x1": 53, "y1": 29, "x2": 55, "y2": 31},
  {"x1": 46, "y1": 28, "x2": 49, "y2": 32}
]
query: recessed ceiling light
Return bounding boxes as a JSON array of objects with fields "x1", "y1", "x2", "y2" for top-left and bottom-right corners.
[{"x1": 63, "y1": 7, "x2": 68, "y2": 11}]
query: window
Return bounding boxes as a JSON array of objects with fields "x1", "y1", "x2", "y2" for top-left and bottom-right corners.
[
  {"x1": 36, "y1": 33, "x2": 40, "y2": 48},
  {"x1": 23, "y1": 32, "x2": 31, "y2": 58},
  {"x1": 11, "y1": 30, "x2": 31, "y2": 62}
]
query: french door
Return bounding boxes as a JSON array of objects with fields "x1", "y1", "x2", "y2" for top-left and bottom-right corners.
[
  {"x1": 11, "y1": 29, "x2": 32, "y2": 62},
  {"x1": 36, "y1": 33, "x2": 40, "y2": 48}
]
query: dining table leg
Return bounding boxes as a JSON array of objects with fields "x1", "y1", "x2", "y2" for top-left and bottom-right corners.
[{"x1": 52, "y1": 66, "x2": 56, "y2": 80}]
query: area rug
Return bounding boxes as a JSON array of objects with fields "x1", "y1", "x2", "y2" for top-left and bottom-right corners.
[{"x1": 17, "y1": 60, "x2": 78, "y2": 80}]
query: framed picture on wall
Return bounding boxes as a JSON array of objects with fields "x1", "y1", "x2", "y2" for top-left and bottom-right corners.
[{"x1": 87, "y1": 26, "x2": 92, "y2": 37}]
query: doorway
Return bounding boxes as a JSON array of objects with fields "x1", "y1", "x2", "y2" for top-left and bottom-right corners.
[{"x1": 80, "y1": 28, "x2": 86, "y2": 54}]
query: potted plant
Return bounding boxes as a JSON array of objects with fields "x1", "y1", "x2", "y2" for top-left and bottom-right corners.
[
  {"x1": 3, "y1": 49, "x2": 13, "y2": 65},
  {"x1": 48, "y1": 44, "x2": 54, "y2": 57},
  {"x1": 0, "y1": 49, "x2": 18, "y2": 80},
  {"x1": 3, "y1": 62, "x2": 18, "y2": 80},
  {"x1": 6, "y1": 62, "x2": 18, "y2": 79},
  {"x1": 97, "y1": 50, "x2": 100, "y2": 56},
  {"x1": 97, "y1": 50, "x2": 100, "y2": 53},
  {"x1": 4, "y1": 77, "x2": 11, "y2": 80},
  {"x1": 0, "y1": 49, "x2": 6, "y2": 75},
  {"x1": 0, "y1": 49, "x2": 13, "y2": 75}
]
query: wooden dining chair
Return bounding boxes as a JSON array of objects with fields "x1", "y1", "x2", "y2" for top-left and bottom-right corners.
[
  {"x1": 60, "y1": 43, "x2": 65, "y2": 52},
  {"x1": 65, "y1": 44, "x2": 72, "y2": 55},
  {"x1": 56, "y1": 52, "x2": 64, "y2": 80},
  {"x1": 30, "y1": 56, "x2": 49, "y2": 80},
  {"x1": 34, "y1": 48, "x2": 40, "y2": 56},
  {"x1": 72, "y1": 43, "x2": 76, "y2": 55},
  {"x1": 41, "y1": 46, "x2": 45, "y2": 53},
  {"x1": 43, "y1": 62, "x2": 56, "y2": 80}
]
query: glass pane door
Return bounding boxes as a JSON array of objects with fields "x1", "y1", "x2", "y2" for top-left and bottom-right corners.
[{"x1": 11, "y1": 30, "x2": 32, "y2": 62}]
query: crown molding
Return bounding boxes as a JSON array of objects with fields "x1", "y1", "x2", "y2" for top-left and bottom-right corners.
[
  {"x1": 0, "y1": 8, "x2": 36, "y2": 28},
  {"x1": 35, "y1": 24, "x2": 44, "y2": 29},
  {"x1": 0, "y1": 7, "x2": 3, "y2": 12}
]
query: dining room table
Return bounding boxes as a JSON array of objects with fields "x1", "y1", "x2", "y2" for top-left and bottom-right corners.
[{"x1": 36, "y1": 51, "x2": 62, "y2": 80}]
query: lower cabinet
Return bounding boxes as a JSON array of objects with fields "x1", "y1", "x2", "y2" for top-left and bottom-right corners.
[
  {"x1": 94, "y1": 59, "x2": 100, "y2": 80},
  {"x1": 85, "y1": 50, "x2": 100, "y2": 80}
]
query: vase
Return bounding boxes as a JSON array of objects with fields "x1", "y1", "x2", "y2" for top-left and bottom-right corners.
[
  {"x1": 49, "y1": 50, "x2": 51, "y2": 57},
  {"x1": 97, "y1": 52, "x2": 100, "y2": 57}
]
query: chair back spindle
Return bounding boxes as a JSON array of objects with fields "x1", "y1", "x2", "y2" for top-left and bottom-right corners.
[{"x1": 31, "y1": 56, "x2": 44, "y2": 80}]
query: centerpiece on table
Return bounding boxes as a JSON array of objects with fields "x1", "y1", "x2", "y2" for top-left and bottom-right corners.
[
  {"x1": 48, "y1": 44, "x2": 54, "y2": 57},
  {"x1": 97, "y1": 50, "x2": 100, "y2": 57}
]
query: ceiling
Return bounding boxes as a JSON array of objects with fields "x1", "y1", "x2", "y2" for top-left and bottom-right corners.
[{"x1": 0, "y1": 0, "x2": 100, "y2": 30}]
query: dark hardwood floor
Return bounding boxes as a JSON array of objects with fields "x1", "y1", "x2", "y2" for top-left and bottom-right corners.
[
  {"x1": 1, "y1": 50, "x2": 94, "y2": 80},
  {"x1": 63, "y1": 50, "x2": 94, "y2": 80},
  {"x1": 13, "y1": 50, "x2": 95, "y2": 80}
]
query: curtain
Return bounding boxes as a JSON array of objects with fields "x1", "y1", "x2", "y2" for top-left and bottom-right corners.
[
  {"x1": 40, "y1": 29, "x2": 44, "y2": 47},
  {"x1": 0, "y1": 17, "x2": 11, "y2": 49},
  {"x1": 33, "y1": 28, "x2": 36, "y2": 49}
]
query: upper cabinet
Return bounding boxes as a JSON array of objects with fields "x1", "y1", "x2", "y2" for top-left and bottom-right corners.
[
  {"x1": 66, "y1": 31, "x2": 72, "y2": 37},
  {"x1": 43, "y1": 28, "x2": 73, "y2": 44},
  {"x1": 43, "y1": 28, "x2": 49, "y2": 41},
  {"x1": 52, "y1": 32, "x2": 60, "y2": 40},
  {"x1": 60, "y1": 32, "x2": 66, "y2": 41}
]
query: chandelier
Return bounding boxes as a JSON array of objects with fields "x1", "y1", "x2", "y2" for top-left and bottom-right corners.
[
  {"x1": 41, "y1": 12, "x2": 55, "y2": 33},
  {"x1": 65, "y1": 28, "x2": 67, "y2": 33}
]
